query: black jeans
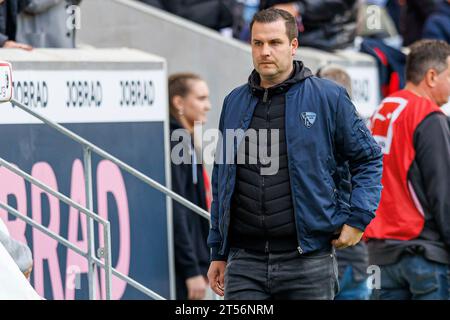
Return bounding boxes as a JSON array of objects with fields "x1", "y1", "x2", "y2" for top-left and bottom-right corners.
[{"x1": 224, "y1": 247, "x2": 339, "y2": 300}]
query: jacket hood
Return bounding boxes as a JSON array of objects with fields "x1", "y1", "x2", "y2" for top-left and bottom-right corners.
[{"x1": 248, "y1": 60, "x2": 313, "y2": 99}]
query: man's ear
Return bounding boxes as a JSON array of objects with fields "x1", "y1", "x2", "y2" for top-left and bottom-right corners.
[
  {"x1": 425, "y1": 68, "x2": 438, "y2": 88},
  {"x1": 291, "y1": 38, "x2": 299, "y2": 56}
]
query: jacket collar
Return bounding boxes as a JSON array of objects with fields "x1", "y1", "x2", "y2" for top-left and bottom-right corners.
[{"x1": 248, "y1": 60, "x2": 312, "y2": 100}]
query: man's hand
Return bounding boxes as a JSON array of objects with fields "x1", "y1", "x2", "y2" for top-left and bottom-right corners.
[
  {"x1": 3, "y1": 40, "x2": 33, "y2": 51},
  {"x1": 207, "y1": 261, "x2": 226, "y2": 297},
  {"x1": 186, "y1": 275, "x2": 207, "y2": 300},
  {"x1": 332, "y1": 224, "x2": 364, "y2": 249},
  {"x1": 273, "y1": 3, "x2": 300, "y2": 17}
]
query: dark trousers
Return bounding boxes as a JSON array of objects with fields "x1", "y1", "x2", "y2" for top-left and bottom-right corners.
[
  {"x1": 224, "y1": 247, "x2": 339, "y2": 300},
  {"x1": 176, "y1": 273, "x2": 188, "y2": 300}
]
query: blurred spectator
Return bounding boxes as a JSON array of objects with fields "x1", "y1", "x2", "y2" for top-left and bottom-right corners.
[
  {"x1": 366, "y1": 40, "x2": 450, "y2": 300},
  {"x1": 17, "y1": 0, "x2": 82, "y2": 48},
  {"x1": 422, "y1": 0, "x2": 450, "y2": 43},
  {"x1": 140, "y1": 0, "x2": 233, "y2": 31},
  {"x1": 169, "y1": 73, "x2": 212, "y2": 300},
  {"x1": 360, "y1": 37, "x2": 406, "y2": 98},
  {"x1": 398, "y1": 0, "x2": 439, "y2": 46},
  {"x1": 317, "y1": 65, "x2": 371, "y2": 300},
  {"x1": 259, "y1": 0, "x2": 359, "y2": 51},
  {"x1": 0, "y1": 0, "x2": 32, "y2": 50},
  {"x1": 230, "y1": 0, "x2": 260, "y2": 41},
  {"x1": 358, "y1": 0, "x2": 405, "y2": 99}
]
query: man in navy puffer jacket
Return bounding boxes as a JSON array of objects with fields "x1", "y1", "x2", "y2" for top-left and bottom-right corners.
[{"x1": 207, "y1": 8, "x2": 383, "y2": 300}]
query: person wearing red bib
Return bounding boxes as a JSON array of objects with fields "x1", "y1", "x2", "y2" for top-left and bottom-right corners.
[{"x1": 366, "y1": 39, "x2": 450, "y2": 300}]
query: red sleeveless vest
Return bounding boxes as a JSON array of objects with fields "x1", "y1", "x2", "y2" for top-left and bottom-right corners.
[{"x1": 365, "y1": 90, "x2": 442, "y2": 240}]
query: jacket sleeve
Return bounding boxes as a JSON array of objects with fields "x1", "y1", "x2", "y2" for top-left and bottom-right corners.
[
  {"x1": 171, "y1": 157, "x2": 203, "y2": 279},
  {"x1": 414, "y1": 113, "x2": 450, "y2": 247},
  {"x1": 335, "y1": 87, "x2": 383, "y2": 231},
  {"x1": 207, "y1": 94, "x2": 229, "y2": 262}
]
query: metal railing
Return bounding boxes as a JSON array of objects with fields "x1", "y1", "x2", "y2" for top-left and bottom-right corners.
[
  {"x1": 0, "y1": 156, "x2": 114, "y2": 299},
  {"x1": 0, "y1": 157, "x2": 166, "y2": 300},
  {"x1": 8, "y1": 99, "x2": 210, "y2": 221},
  {"x1": 2, "y1": 98, "x2": 211, "y2": 300}
]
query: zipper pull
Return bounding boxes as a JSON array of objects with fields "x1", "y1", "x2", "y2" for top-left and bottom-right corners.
[
  {"x1": 297, "y1": 246, "x2": 303, "y2": 254},
  {"x1": 263, "y1": 89, "x2": 268, "y2": 103},
  {"x1": 265, "y1": 241, "x2": 269, "y2": 253}
]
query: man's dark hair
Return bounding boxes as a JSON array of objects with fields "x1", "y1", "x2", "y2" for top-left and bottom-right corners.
[
  {"x1": 406, "y1": 40, "x2": 450, "y2": 85},
  {"x1": 250, "y1": 8, "x2": 298, "y2": 42}
]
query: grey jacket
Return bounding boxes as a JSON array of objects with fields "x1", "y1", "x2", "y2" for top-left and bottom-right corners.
[{"x1": 16, "y1": 0, "x2": 82, "y2": 48}]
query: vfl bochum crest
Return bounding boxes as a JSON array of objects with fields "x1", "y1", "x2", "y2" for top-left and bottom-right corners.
[{"x1": 301, "y1": 112, "x2": 317, "y2": 128}]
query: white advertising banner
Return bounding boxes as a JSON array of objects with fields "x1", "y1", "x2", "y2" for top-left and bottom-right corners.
[
  {"x1": 344, "y1": 65, "x2": 381, "y2": 119},
  {"x1": 2, "y1": 70, "x2": 167, "y2": 124}
]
